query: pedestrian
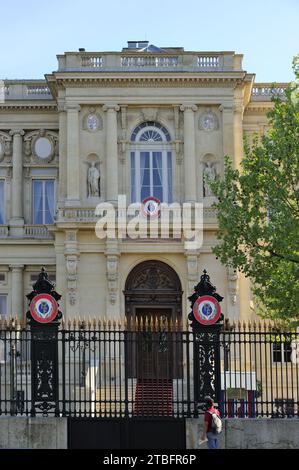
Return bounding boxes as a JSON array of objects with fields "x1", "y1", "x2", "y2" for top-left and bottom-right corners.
[{"x1": 200, "y1": 396, "x2": 222, "y2": 449}]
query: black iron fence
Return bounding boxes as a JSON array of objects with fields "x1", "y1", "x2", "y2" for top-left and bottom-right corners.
[{"x1": 0, "y1": 317, "x2": 298, "y2": 418}]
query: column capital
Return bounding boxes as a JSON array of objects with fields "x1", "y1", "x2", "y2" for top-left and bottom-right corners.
[
  {"x1": 57, "y1": 100, "x2": 66, "y2": 113},
  {"x1": 103, "y1": 104, "x2": 120, "y2": 112},
  {"x1": 9, "y1": 264, "x2": 24, "y2": 271},
  {"x1": 180, "y1": 104, "x2": 197, "y2": 113},
  {"x1": 9, "y1": 129, "x2": 24, "y2": 137},
  {"x1": 65, "y1": 103, "x2": 81, "y2": 112},
  {"x1": 219, "y1": 103, "x2": 234, "y2": 113}
]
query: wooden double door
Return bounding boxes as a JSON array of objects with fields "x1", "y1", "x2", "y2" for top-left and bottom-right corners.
[
  {"x1": 136, "y1": 308, "x2": 173, "y2": 379},
  {"x1": 125, "y1": 308, "x2": 182, "y2": 380}
]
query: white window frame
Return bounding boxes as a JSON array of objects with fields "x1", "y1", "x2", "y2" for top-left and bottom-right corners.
[
  {"x1": 0, "y1": 294, "x2": 7, "y2": 319},
  {"x1": 272, "y1": 341, "x2": 292, "y2": 363},
  {"x1": 32, "y1": 178, "x2": 56, "y2": 225},
  {"x1": 130, "y1": 124, "x2": 172, "y2": 203}
]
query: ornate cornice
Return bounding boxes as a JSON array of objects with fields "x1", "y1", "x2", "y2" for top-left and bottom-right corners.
[
  {"x1": 245, "y1": 102, "x2": 274, "y2": 114},
  {"x1": 49, "y1": 74, "x2": 246, "y2": 91},
  {"x1": 0, "y1": 103, "x2": 57, "y2": 111}
]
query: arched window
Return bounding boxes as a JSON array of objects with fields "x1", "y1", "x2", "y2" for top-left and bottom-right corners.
[{"x1": 130, "y1": 121, "x2": 172, "y2": 203}]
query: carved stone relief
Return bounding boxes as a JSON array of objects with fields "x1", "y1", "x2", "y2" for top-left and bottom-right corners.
[
  {"x1": 24, "y1": 129, "x2": 58, "y2": 164},
  {"x1": 66, "y1": 254, "x2": 79, "y2": 305},
  {"x1": 186, "y1": 254, "x2": 199, "y2": 295},
  {"x1": 199, "y1": 110, "x2": 219, "y2": 131},
  {"x1": 82, "y1": 108, "x2": 103, "y2": 132},
  {"x1": 0, "y1": 132, "x2": 12, "y2": 163},
  {"x1": 106, "y1": 255, "x2": 119, "y2": 304},
  {"x1": 227, "y1": 267, "x2": 238, "y2": 304}
]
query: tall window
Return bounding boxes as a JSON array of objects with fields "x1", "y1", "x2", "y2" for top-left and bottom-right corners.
[
  {"x1": 130, "y1": 122, "x2": 172, "y2": 203},
  {"x1": 0, "y1": 294, "x2": 7, "y2": 320},
  {"x1": 32, "y1": 180, "x2": 55, "y2": 224},
  {"x1": 0, "y1": 181, "x2": 5, "y2": 224}
]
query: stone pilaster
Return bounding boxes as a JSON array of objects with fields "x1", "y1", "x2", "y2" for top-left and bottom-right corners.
[
  {"x1": 9, "y1": 129, "x2": 24, "y2": 236},
  {"x1": 66, "y1": 103, "x2": 80, "y2": 206},
  {"x1": 58, "y1": 101, "x2": 67, "y2": 203},
  {"x1": 233, "y1": 101, "x2": 244, "y2": 168},
  {"x1": 219, "y1": 104, "x2": 234, "y2": 160},
  {"x1": 185, "y1": 251, "x2": 200, "y2": 297},
  {"x1": 180, "y1": 104, "x2": 197, "y2": 202},
  {"x1": 64, "y1": 230, "x2": 80, "y2": 316},
  {"x1": 219, "y1": 102, "x2": 244, "y2": 169},
  {"x1": 103, "y1": 104, "x2": 120, "y2": 203},
  {"x1": 105, "y1": 239, "x2": 120, "y2": 316},
  {"x1": 10, "y1": 264, "x2": 24, "y2": 317}
]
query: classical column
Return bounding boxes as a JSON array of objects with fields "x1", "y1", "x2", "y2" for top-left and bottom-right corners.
[
  {"x1": 103, "y1": 104, "x2": 120, "y2": 203},
  {"x1": 9, "y1": 129, "x2": 24, "y2": 236},
  {"x1": 180, "y1": 104, "x2": 197, "y2": 202},
  {"x1": 66, "y1": 103, "x2": 80, "y2": 206},
  {"x1": 10, "y1": 264, "x2": 24, "y2": 317}
]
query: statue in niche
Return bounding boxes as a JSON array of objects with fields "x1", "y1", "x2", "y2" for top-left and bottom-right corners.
[
  {"x1": 203, "y1": 161, "x2": 217, "y2": 197},
  {"x1": 87, "y1": 161, "x2": 101, "y2": 197}
]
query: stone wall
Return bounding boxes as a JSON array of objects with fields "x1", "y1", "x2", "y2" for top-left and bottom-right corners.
[
  {"x1": 186, "y1": 418, "x2": 299, "y2": 449},
  {"x1": 0, "y1": 417, "x2": 67, "y2": 449},
  {"x1": 2, "y1": 416, "x2": 298, "y2": 449}
]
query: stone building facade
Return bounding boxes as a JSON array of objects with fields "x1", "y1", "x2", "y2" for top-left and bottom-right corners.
[{"x1": 0, "y1": 41, "x2": 288, "y2": 323}]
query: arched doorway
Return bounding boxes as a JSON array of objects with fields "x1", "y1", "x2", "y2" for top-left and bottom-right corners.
[{"x1": 124, "y1": 260, "x2": 183, "y2": 380}]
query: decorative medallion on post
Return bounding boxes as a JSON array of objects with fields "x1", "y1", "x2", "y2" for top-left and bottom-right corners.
[
  {"x1": 188, "y1": 269, "x2": 224, "y2": 413},
  {"x1": 26, "y1": 267, "x2": 62, "y2": 416}
]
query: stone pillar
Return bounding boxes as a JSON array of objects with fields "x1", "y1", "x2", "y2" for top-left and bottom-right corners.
[
  {"x1": 10, "y1": 264, "x2": 24, "y2": 316},
  {"x1": 66, "y1": 103, "x2": 80, "y2": 206},
  {"x1": 185, "y1": 251, "x2": 200, "y2": 297},
  {"x1": 9, "y1": 129, "x2": 24, "y2": 236},
  {"x1": 58, "y1": 102, "x2": 67, "y2": 203},
  {"x1": 103, "y1": 104, "x2": 120, "y2": 203},
  {"x1": 64, "y1": 230, "x2": 80, "y2": 317},
  {"x1": 219, "y1": 104, "x2": 234, "y2": 160},
  {"x1": 105, "y1": 239, "x2": 120, "y2": 317},
  {"x1": 180, "y1": 104, "x2": 197, "y2": 202},
  {"x1": 233, "y1": 101, "x2": 244, "y2": 168}
]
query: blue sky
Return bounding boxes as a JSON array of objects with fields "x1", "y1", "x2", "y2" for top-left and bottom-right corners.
[{"x1": 1, "y1": 0, "x2": 298, "y2": 82}]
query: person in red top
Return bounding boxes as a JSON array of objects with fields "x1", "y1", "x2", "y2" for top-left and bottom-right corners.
[{"x1": 201, "y1": 396, "x2": 221, "y2": 449}]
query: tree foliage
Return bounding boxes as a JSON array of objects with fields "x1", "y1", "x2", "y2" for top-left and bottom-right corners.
[{"x1": 209, "y1": 59, "x2": 299, "y2": 325}]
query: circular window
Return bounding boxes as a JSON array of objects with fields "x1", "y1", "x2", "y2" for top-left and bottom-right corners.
[
  {"x1": 87, "y1": 114, "x2": 99, "y2": 131},
  {"x1": 34, "y1": 137, "x2": 53, "y2": 159}
]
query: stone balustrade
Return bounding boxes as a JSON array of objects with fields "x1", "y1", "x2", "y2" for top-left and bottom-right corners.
[
  {"x1": 81, "y1": 55, "x2": 103, "y2": 68},
  {"x1": 0, "y1": 225, "x2": 9, "y2": 237},
  {"x1": 1, "y1": 81, "x2": 53, "y2": 100},
  {"x1": 56, "y1": 206, "x2": 218, "y2": 223},
  {"x1": 251, "y1": 83, "x2": 288, "y2": 101},
  {"x1": 0, "y1": 225, "x2": 53, "y2": 239},
  {"x1": 57, "y1": 51, "x2": 242, "y2": 72},
  {"x1": 121, "y1": 56, "x2": 179, "y2": 68},
  {"x1": 23, "y1": 225, "x2": 53, "y2": 239}
]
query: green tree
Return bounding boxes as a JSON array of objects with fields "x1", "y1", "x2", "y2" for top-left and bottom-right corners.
[{"x1": 209, "y1": 59, "x2": 299, "y2": 325}]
